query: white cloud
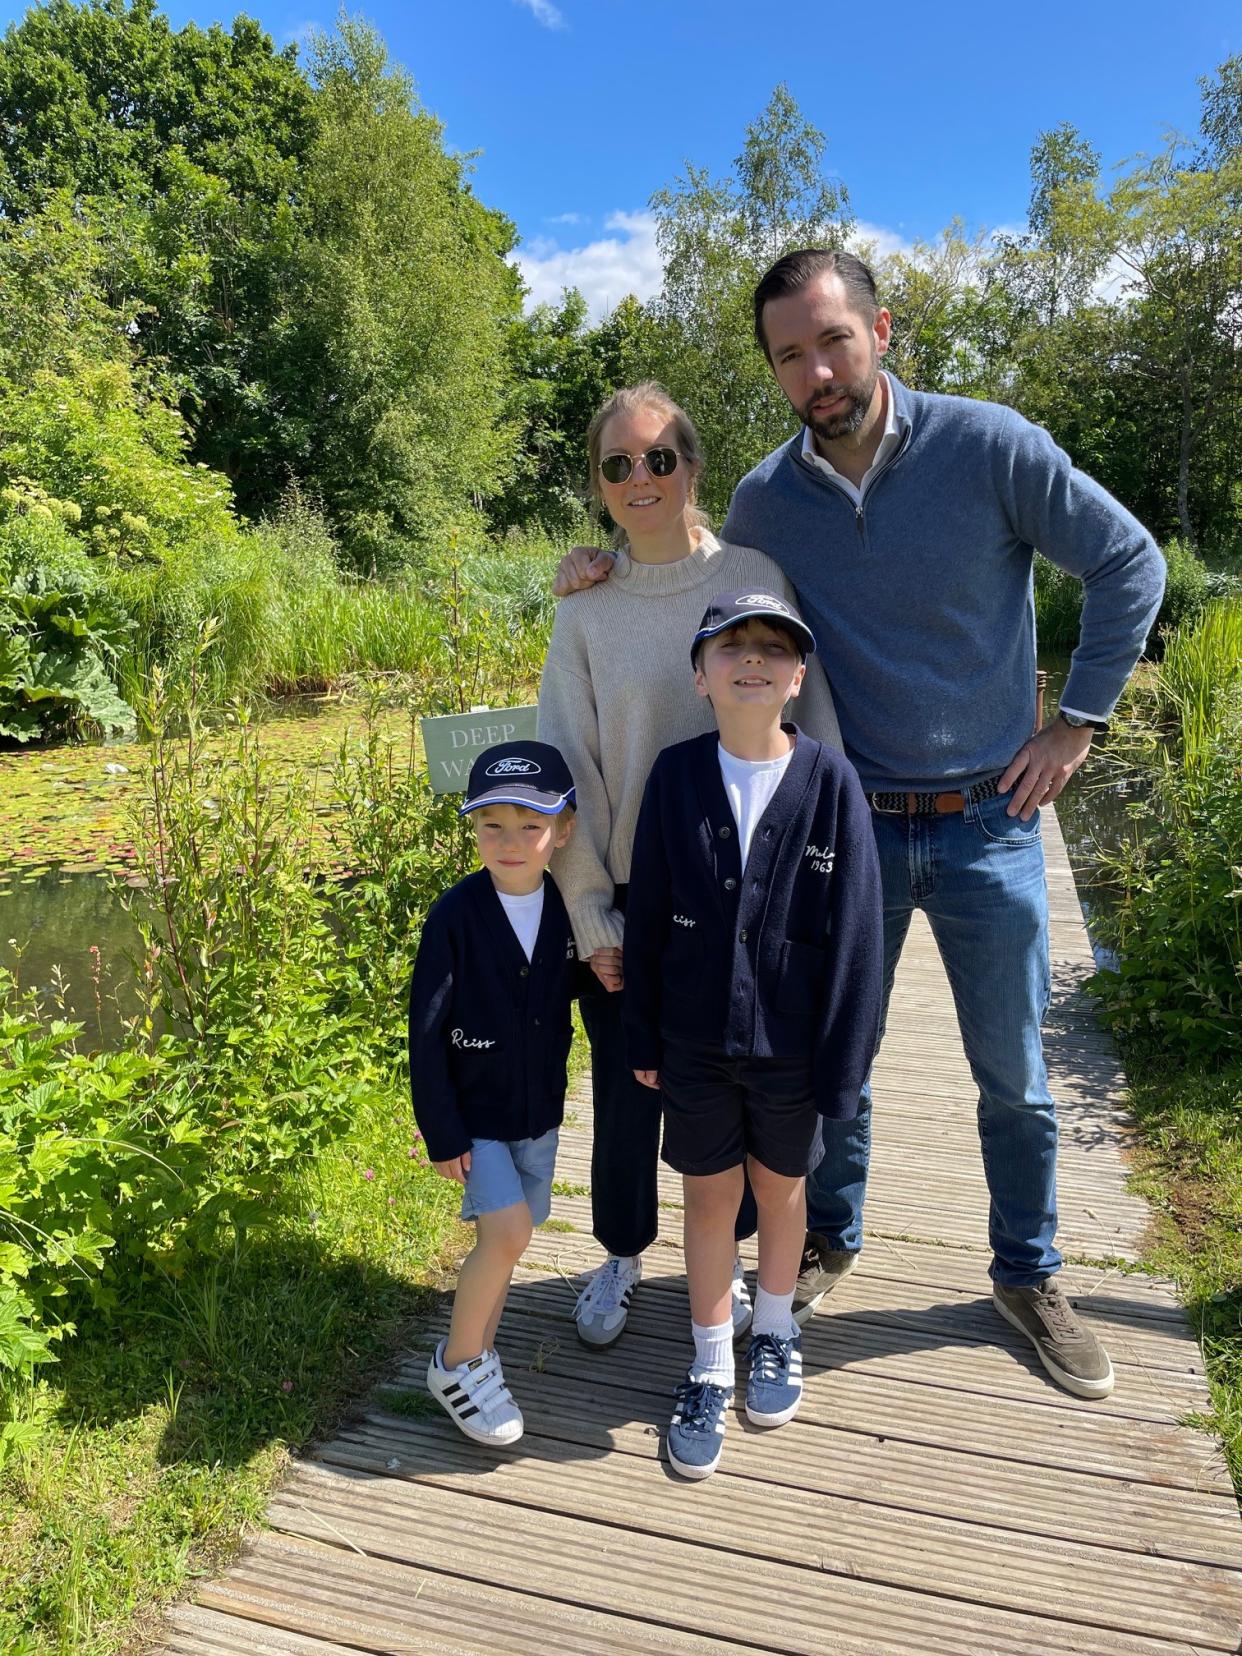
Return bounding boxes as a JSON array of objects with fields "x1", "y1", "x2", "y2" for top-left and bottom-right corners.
[
  {"x1": 515, "y1": 0, "x2": 565, "y2": 28},
  {"x1": 512, "y1": 210, "x2": 663, "y2": 317},
  {"x1": 848, "y1": 220, "x2": 918, "y2": 262},
  {"x1": 546, "y1": 211, "x2": 586, "y2": 226}
]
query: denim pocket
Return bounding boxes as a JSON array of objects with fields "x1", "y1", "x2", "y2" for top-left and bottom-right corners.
[{"x1": 971, "y1": 792, "x2": 1042, "y2": 846}]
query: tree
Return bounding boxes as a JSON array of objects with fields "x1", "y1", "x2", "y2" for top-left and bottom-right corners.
[
  {"x1": 288, "y1": 20, "x2": 523, "y2": 570},
  {"x1": 1042, "y1": 84, "x2": 1242, "y2": 548},
  {"x1": 0, "y1": 0, "x2": 314, "y2": 512},
  {"x1": 644, "y1": 87, "x2": 853, "y2": 517}
]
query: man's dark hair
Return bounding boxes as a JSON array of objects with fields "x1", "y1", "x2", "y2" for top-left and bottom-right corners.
[{"x1": 753, "y1": 249, "x2": 879, "y2": 356}]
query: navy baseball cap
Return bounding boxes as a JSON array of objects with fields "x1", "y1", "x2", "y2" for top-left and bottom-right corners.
[
  {"x1": 459, "y1": 740, "x2": 576, "y2": 817},
  {"x1": 691, "y1": 588, "x2": 817, "y2": 666}
]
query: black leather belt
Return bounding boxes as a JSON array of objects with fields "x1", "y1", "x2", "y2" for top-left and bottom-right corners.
[{"x1": 867, "y1": 775, "x2": 1003, "y2": 816}]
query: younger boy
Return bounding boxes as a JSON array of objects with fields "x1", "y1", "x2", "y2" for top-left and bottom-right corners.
[
  {"x1": 624, "y1": 590, "x2": 882, "y2": 1479},
  {"x1": 409, "y1": 739, "x2": 580, "y2": 1447}
]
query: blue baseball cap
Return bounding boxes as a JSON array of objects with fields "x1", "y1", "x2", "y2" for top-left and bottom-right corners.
[
  {"x1": 459, "y1": 740, "x2": 576, "y2": 816},
  {"x1": 691, "y1": 588, "x2": 817, "y2": 666}
]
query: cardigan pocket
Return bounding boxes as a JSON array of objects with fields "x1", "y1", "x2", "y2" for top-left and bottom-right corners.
[
  {"x1": 778, "y1": 939, "x2": 826, "y2": 1015},
  {"x1": 661, "y1": 916, "x2": 704, "y2": 1004}
]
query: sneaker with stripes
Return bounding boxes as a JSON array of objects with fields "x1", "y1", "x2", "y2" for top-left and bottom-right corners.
[
  {"x1": 667, "y1": 1372, "x2": 732, "y2": 1480},
  {"x1": 745, "y1": 1330, "x2": 803, "y2": 1427},
  {"x1": 427, "y1": 1339, "x2": 524, "y2": 1446},
  {"x1": 573, "y1": 1254, "x2": 641, "y2": 1348}
]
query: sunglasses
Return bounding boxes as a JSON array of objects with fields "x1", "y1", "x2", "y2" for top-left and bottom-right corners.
[{"x1": 598, "y1": 446, "x2": 680, "y2": 485}]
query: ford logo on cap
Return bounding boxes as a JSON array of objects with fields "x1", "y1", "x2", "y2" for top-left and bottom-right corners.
[
  {"x1": 485, "y1": 757, "x2": 540, "y2": 777},
  {"x1": 735, "y1": 593, "x2": 786, "y2": 610}
]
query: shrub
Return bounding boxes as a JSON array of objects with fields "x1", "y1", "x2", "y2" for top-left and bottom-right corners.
[
  {"x1": 1090, "y1": 599, "x2": 1242, "y2": 1061},
  {"x1": 1035, "y1": 540, "x2": 1229, "y2": 653},
  {"x1": 0, "y1": 563, "x2": 134, "y2": 742}
]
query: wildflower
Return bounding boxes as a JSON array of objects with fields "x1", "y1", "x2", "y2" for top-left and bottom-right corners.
[
  {"x1": 363, "y1": 1168, "x2": 375, "y2": 1180},
  {"x1": 281, "y1": 1379, "x2": 294, "y2": 1393},
  {"x1": 388, "y1": 1196, "x2": 395, "y2": 1206}
]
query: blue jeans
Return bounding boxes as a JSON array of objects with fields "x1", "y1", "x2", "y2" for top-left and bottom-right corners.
[{"x1": 806, "y1": 789, "x2": 1061, "y2": 1287}]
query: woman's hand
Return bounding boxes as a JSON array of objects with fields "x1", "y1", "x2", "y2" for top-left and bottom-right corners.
[
  {"x1": 590, "y1": 946, "x2": 623, "y2": 992},
  {"x1": 433, "y1": 1151, "x2": 471, "y2": 1184},
  {"x1": 553, "y1": 546, "x2": 615, "y2": 598},
  {"x1": 633, "y1": 1069, "x2": 659, "y2": 1089}
]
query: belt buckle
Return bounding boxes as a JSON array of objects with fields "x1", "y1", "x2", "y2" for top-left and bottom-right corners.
[{"x1": 870, "y1": 792, "x2": 911, "y2": 816}]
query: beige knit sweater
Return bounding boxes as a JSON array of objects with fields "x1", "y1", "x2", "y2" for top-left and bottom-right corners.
[{"x1": 537, "y1": 531, "x2": 844, "y2": 957}]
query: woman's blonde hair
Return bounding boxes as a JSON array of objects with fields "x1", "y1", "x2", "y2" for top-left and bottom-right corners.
[{"x1": 586, "y1": 381, "x2": 710, "y2": 548}]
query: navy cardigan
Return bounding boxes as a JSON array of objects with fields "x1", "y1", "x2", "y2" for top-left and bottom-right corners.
[
  {"x1": 623, "y1": 728, "x2": 883, "y2": 1120},
  {"x1": 407, "y1": 870, "x2": 585, "y2": 1163}
]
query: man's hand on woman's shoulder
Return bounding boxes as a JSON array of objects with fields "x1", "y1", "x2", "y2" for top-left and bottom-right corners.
[{"x1": 552, "y1": 546, "x2": 615, "y2": 598}]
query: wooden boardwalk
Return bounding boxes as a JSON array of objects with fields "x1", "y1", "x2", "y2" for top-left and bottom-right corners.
[{"x1": 162, "y1": 812, "x2": 1242, "y2": 1654}]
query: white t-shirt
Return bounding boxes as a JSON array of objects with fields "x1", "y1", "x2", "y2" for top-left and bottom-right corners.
[
  {"x1": 497, "y1": 886, "x2": 544, "y2": 962},
  {"x1": 717, "y1": 744, "x2": 793, "y2": 873}
]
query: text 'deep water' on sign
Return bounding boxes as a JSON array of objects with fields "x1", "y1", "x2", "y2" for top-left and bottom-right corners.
[{"x1": 419, "y1": 706, "x2": 539, "y2": 793}]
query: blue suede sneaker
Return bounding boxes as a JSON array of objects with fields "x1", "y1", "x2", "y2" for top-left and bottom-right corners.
[
  {"x1": 667, "y1": 1373, "x2": 732, "y2": 1480},
  {"x1": 745, "y1": 1330, "x2": 803, "y2": 1427}
]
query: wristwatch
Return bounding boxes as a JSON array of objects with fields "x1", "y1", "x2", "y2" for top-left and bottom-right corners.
[{"x1": 1059, "y1": 709, "x2": 1109, "y2": 733}]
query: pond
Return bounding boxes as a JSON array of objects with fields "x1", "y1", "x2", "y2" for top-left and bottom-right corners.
[{"x1": 1, "y1": 660, "x2": 1142, "y2": 1044}]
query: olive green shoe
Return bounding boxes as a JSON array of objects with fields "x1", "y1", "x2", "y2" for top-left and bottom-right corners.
[
  {"x1": 993, "y1": 1279, "x2": 1115, "y2": 1399},
  {"x1": 792, "y1": 1232, "x2": 859, "y2": 1327}
]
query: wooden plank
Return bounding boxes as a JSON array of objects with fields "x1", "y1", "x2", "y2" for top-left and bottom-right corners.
[
  {"x1": 352, "y1": 1388, "x2": 1242, "y2": 1568},
  {"x1": 164, "y1": 1604, "x2": 371, "y2": 1654},
  {"x1": 392, "y1": 1317, "x2": 1234, "y2": 1496},
  {"x1": 265, "y1": 1462, "x2": 1215, "y2": 1656},
  {"x1": 311, "y1": 1419, "x2": 1242, "y2": 1648},
  {"x1": 195, "y1": 1532, "x2": 751, "y2": 1655}
]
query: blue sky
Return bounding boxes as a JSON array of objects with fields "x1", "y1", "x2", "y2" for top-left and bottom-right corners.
[{"x1": 4, "y1": 0, "x2": 1237, "y2": 314}]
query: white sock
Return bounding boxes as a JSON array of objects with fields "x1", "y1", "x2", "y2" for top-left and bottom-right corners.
[
  {"x1": 690, "y1": 1318, "x2": 735, "y2": 1386},
  {"x1": 752, "y1": 1286, "x2": 797, "y2": 1340}
]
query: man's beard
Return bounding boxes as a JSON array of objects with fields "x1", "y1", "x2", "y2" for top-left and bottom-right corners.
[{"x1": 801, "y1": 361, "x2": 879, "y2": 443}]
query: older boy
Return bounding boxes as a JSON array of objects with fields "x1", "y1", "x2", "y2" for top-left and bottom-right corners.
[
  {"x1": 409, "y1": 739, "x2": 581, "y2": 1447},
  {"x1": 624, "y1": 590, "x2": 882, "y2": 1478}
]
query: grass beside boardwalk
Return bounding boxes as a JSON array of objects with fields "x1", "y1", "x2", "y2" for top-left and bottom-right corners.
[
  {"x1": 1125, "y1": 1065, "x2": 1242, "y2": 1490},
  {"x1": 0, "y1": 1092, "x2": 465, "y2": 1654},
  {"x1": 1088, "y1": 594, "x2": 1242, "y2": 1501}
]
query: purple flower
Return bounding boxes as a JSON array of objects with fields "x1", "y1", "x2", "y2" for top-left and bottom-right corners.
[
  {"x1": 281, "y1": 1379, "x2": 294, "y2": 1393},
  {"x1": 363, "y1": 1168, "x2": 375, "y2": 1180}
]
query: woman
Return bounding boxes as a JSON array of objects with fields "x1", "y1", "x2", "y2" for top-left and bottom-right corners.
[{"x1": 538, "y1": 382, "x2": 842, "y2": 1351}]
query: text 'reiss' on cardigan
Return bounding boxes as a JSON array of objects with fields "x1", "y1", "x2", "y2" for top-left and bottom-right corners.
[
  {"x1": 622, "y1": 729, "x2": 883, "y2": 1121},
  {"x1": 407, "y1": 870, "x2": 588, "y2": 1163}
]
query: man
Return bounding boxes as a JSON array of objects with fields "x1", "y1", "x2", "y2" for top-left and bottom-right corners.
[{"x1": 555, "y1": 249, "x2": 1165, "y2": 1399}]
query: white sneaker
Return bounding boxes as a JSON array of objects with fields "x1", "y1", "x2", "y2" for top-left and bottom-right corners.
[
  {"x1": 731, "y1": 1255, "x2": 753, "y2": 1342},
  {"x1": 573, "y1": 1255, "x2": 641, "y2": 1348},
  {"x1": 427, "y1": 1339, "x2": 524, "y2": 1446}
]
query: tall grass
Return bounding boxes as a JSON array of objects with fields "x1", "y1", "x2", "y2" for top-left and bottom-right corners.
[
  {"x1": 1150, "y1": 595, "x2": 1242, "y2": 782},
  {"x1": 102, "y1": 506, "x2": 569, "y2": 721}
]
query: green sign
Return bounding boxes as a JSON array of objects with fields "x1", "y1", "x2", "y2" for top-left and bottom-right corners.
[{"x1": 420, "y1": 705, "x2": 539, "y2": 793}]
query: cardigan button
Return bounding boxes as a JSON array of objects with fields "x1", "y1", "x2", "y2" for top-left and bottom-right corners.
[
  {"x1": 718, "y1": 825, "x2": 731, "y2": 838},
  {"x1": 519, "y1": 966, "x2": 530, "y2": 977},
  {"x1": 723, "y1": 877, "x2": 737, "y2": 891},
  {"x1": 739, "y1": 929, "x2": 748, "y2": 942}
]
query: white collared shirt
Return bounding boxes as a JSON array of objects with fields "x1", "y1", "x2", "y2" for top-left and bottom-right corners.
[
  {"x1": 800, "y1": 372, "x2": 902, "y2": 507},
  {"x1": 799, "y1": 374, "x2": 1107, "y2": 723}
]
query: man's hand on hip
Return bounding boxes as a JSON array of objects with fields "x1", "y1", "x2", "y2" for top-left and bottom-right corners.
[
  {"x1": 552, "y1": 546, "x2": 615, "y2": 598},
  {"x1": 999, "y1": 718, "x2": 1095, "y2": 820}
]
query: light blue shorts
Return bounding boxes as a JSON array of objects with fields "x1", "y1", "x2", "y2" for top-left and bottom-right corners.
[{"x1": 461, "y1": 1128, "x2": 559, "y2": 1226}]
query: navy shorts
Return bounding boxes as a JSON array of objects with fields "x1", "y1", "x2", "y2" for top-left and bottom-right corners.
[{"x1": 659, "y1": 1042, "x2": 823, "y2": 1179}]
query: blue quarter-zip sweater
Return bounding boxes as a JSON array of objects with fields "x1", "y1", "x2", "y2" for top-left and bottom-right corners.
[
  {"x1": 407, "y1": 870, "x2": 583, "y2": 1163},
  {"x1": 623, "y1": 729, "x2": 883, "y2": 1120},
  {"x1": 721, "y1": 377, "x2": 1165, "y2": 795}
]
